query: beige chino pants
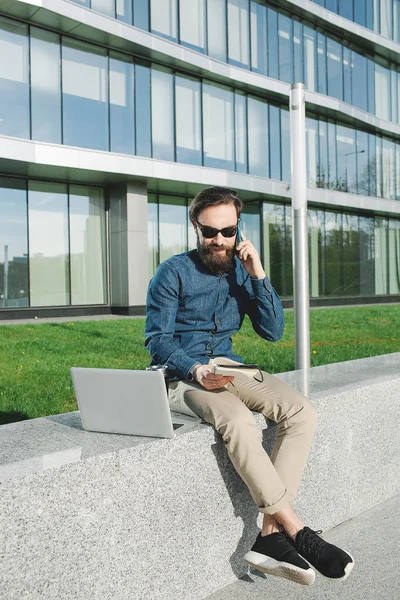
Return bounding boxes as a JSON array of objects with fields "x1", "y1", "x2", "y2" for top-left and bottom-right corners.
[{"x1": 168, "y1": 361, "x2": 317, "y2": 515}]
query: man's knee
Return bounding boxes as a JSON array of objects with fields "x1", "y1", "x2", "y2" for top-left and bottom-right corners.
[
  {"x1": 289, "y1": 397, "x2": 318, "y2": 432},
  {"x1": 216, "y1": 411, "x2": 257, "y2": 443}
]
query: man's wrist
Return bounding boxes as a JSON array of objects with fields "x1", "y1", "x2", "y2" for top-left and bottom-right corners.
[{"x1": 187, "y1": 362, "x2": 201, "y2": 382}]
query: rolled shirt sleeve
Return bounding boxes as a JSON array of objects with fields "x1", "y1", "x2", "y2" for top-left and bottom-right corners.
[{"x1": 246, "y1": 275, "x2": 285, "y2": 341}]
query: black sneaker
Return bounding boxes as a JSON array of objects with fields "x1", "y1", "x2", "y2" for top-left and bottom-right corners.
[
  {"x1": 293, "y1": 527, "x2": 354, "y2": 580},
  {"x1": 244, "y1": 532, "x2": 315, "y2": 585}
]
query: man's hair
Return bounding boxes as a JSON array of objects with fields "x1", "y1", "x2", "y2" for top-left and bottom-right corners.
[{"x1": 189, "y1": 186, "x2": 243, "y2": 222}]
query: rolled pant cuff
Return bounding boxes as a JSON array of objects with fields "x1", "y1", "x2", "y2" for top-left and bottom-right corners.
[{"x1": 258, "y1": 489, "x2": 293, "y2": 515}]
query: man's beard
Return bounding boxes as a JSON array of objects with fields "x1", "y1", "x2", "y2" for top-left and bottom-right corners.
[{"x1": 196, "y1": 238, "x2": 236, "y2": 275}]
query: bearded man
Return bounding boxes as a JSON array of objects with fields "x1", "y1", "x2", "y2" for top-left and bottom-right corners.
[{"x1": 145, "y1": 186, "x2": 354, "y2": 586}]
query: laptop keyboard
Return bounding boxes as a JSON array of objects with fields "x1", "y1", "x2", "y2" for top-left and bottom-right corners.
[{"x1": 172, "y1": 423, "x2": 184, "y2": 430}]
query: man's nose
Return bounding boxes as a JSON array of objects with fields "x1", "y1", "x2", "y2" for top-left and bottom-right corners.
[{"x1": 213, "y1": 232, "x2": 225, "y2": 244}]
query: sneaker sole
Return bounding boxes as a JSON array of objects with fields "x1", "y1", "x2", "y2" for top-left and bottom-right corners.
[
  {"x1": 244, "y1": 550, "x2": 316, "y2": 586},
  {"x1": 299, "y1": 550, "x2": 355, "y2": 581}
]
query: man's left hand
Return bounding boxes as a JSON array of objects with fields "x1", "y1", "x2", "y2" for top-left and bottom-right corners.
[{"x1": 236, "y1": 232, "x2": 266, "y2": 279}]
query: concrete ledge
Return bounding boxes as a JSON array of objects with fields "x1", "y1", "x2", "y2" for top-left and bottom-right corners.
[{"x1": 0, "y1": 353, "x2": 399, "y2": 600}]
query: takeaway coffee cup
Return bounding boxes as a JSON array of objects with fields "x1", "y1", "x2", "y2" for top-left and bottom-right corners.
[{"x1": 146, "y1": 364, "x2": 169, "y2": 391}]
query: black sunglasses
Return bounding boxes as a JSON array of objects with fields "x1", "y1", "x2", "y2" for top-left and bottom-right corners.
[{"x1": 196, "y1": 219, "x2": 238, "y2": 239}]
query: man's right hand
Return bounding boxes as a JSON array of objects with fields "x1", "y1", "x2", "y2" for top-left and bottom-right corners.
[{"x1": 194, "y1": 364, "x2": 234, "y2": 390}]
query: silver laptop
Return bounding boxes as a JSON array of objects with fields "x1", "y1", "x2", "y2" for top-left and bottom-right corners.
[{"x1": 70, "y1": 367, "x2": 199, "y2": 438}]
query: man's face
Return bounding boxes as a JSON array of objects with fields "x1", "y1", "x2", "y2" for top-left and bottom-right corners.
[{"x1": 193, "y1": 204, "x2": 238, "y2": 274}]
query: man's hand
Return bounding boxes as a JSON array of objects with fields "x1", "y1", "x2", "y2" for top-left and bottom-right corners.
[
  {"x1": 194, "y1": 364, "x2": 234, "y2": 390},
  {"x1": 236, "y1": 232, "x2": 266, "y2": 279}
]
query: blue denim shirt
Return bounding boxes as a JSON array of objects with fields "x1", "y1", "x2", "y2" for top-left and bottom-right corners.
[{"x1": 145, "y1": 249, "x2": 284, "y2": 380}]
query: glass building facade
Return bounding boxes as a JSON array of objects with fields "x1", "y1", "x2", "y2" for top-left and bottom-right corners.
[
  {"x1": 0, "y1": 1, "x2": 399, "y2": 314},
  {"x1": 66, "y1": 0, "x2": 400, "y2": 123}
]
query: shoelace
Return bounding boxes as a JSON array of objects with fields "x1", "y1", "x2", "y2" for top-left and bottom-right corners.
[{"x1": 298, "y1": 529, "x2": 325, "y2": 561}]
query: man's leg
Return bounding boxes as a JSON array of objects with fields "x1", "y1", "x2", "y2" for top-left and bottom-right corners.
[
  {"x1": 169, "y1": 379, "x2": 316, "y2": 585},
  {"x1": 225, "y1": 371, "x2": 354, "y2": 581}
]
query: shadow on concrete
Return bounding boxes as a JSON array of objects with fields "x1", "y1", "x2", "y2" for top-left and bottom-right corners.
[
  {"x1": 210, "y1": 418, "x2": 278, "y2": 581},
  {"x1": 0, "y1": 411, "x2": 29, "y2": 425}
]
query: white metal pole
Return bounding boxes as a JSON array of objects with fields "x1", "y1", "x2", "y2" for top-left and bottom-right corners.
[{"x1": 290, "y1": 83, "x2": 310, "y2": 371}]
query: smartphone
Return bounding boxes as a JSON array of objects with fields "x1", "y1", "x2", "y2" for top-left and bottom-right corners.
[{"x1": 235, "y1": 220, "x2": 242, "y2": 252}]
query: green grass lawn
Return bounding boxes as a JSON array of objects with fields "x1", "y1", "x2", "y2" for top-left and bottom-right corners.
[{"x1": 0, "y1": 304, "x2": 399, "y2": 425}]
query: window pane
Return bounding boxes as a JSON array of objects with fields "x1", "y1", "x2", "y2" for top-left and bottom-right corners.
[
  {"x1": 148, "y1": 195, "x2": 158, "y2": 278},
  {"x1": 343, "y1": 214, "x2": 360, "y2": 295},
  {"x1": 351, "y1": 51, "x2": 368, "y2": 112},
  {"x1": 203, "y1": 83, "x2": 234, "y2": 170},
  {"x1": 359, "y1": 215, "x2": 375, "y2": 295},
  {"x1": 159, "y1": 196, "x2": 187, "y2": 262},
  {"x1": 134, "y1": 0, "x2": 149, "y2": 30},
  {"x1": 368, "y1": 132, "x2": 378, "y2": 197},
  {"x1": 338, "y1": 0, "x2": 353, "y2": 20},
  {"x1": 263, "y1": 203, "x2": 285, "y2": 296},
  {"x1": 116, "y1": 0, "x2": 132, "y2": 24},
  {"x1": 375, "y1": 135, "x2": 383, "y2": 197},
  {"x1": 62, "y1": 38, "x2": 109, "y2": 151},
  {"x1": 306, "y1": 116, "x2": 318, "y2": 187},
  {"x1": 281, "y1": 107, "x2": 291, "y2": 183},
  {"x1": 293, "y1": 21, "x2": 304, "y2": 83},
  {"x1": 31, "y1": 28, "x2": 61, "y2": 144},
  {"x1": 326, "y1": 0, "x2": 338, "y2": 12},
  {"x1": 70, "y1": 186, "x2": 107, "y2": 305},
  {"x1": 356, "y1": 130, "x2": 369, "y2": 195},
  {"x1": 303, "y1": 26, "x2": 316, "y2": 91},
  {"x1": 228, "y1": 0, "x2": 250, "y2": 68},
  {"x1": 241, "y1": 203, "x2": 260, "y2": 254},
  {"x1": 284, "y1": 206, "x2": 293, "y2": 296},
  {"x1": 327, "y1": 37, "x2": 343, "y2": 100},
  {"x1": 336, "y1": 124, "x2": 356, "y2": 192},
  {"x1": 366, "y1": 0, "x2": 374, "y2": 29},
  {"x1": 380, "y1": 0, "x2": 393, "y2": 38},
  {"x1": 382, "y1": 137, "x2": 396, "y2": 200},
  {"x1": 0, "y1": 18, "x2": 30, "y2": 139},
  {"x1": 278, "y1": 13, "x2": 293, "y2": 84},
  {"x1": 396, "y1": 142, "x2": 400, "y2": 200},
  {"x1": 269, "y1": 105, "x2": 281, "y2": 181},
  {"x1": 308, "y1": 209, "x2": 324, "y2": 298},
  {"x1": 374, "y1": 218, "x2": 387, "y2": 294},
  {"x1": 28, "y1": 181, "x2": 69, "y2": 307},
  {"x1": 394, "y1": 0, "x2": 400, "y2": 42},
  {"x1": 250, "y1": 1, "x2": 267, "y2": 75},
  {"x1": 391, "y1": 70, "x2": 398, "y2": 124},
  {"x1": 267, "y1": 8, "x2": 279, "y2": 80},
  {"x1": 151, "y1": 0, "x2": 178, "y2": 42},
  {"x1": 375, "y1": 63, "x2": 391, "y2": 121},
  {"x1": 152, "y1": 67, "x2": 174, "y2": 162},
  {"x1": 327, "y1": 120, "x2": 337, "y2": 189},
  {"x1": 235, "y1": 92, "x2": 247, "y2": 173},
  {"x1": 248, "y1": 96, "x2": 269, "y2": 178},
  {"x1": 317, "y1": 32, "x2": 327, "y2": 95},
  {"x1": 367, "y1": 58, "x2": 375, "y2": 114},
  {"x1": 0, "y1": 178, "x2": 28, "y2": 308},
  {"x1": 318, "y1": 119, "x2": 329, "y2": 188},
  {"x1": 343, "y1": 46, "x2": 351, "y2": 104},
  {"x1": 324, "y1": 211, "x2": 342, "y2": 295},
  {"x1": 175, "y1": 75, "x2": 202, "y2": 166},
  {"x1": 91, "y1": 0, "x2": 115, "y2": 17},
  {"x1": 388, "y1": 219, "x2": 400, "y2": 293},
  {"x1": 354, "y1": 0, "x2": 367, "y2": 26},
  {"x1": 135, "y1": 62, "x2": 151, "y2": 158},
  {"x1": 180, "y1": 0, "x2": 206, "y2": 52},
  {"x1": 207, "y1": 0, "x2": 227, "y2": 62},
  {"x1": 110, "y1": 52, "x2": 135, "y2": 155}
]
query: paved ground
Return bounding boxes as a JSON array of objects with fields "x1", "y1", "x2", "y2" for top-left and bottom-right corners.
[{"x1": 206, "y1": 493, "x2": 400, "y2": 600}]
